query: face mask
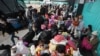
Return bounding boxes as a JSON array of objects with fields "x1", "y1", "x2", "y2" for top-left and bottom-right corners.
[
  {"x1": 68, "y1": 18, "x2": 70, "y2": 20},
  {"x1": 79, "y1": 19, "x2": 82, "y2": 22},
  {"x1": 90, "y1": 35, "x2": 95, "y2": 41}
]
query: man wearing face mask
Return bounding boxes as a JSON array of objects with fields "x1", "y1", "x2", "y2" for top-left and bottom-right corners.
[{"x1": 90, "y1": 31, "x2": 99, "y2": 56}]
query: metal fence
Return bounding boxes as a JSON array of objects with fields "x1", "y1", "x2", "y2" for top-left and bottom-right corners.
[{"x1": 24, "y1": 0, "x2": 68, "y2": 5}]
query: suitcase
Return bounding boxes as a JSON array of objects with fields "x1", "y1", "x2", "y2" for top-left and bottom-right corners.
[{"x1": 23, "y1": 31, "x2": 35, "y2": 44}]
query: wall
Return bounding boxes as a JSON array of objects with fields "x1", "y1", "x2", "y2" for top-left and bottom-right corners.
[{"x1": 82, "y1": 0, "x2": 100, "y2": 55}]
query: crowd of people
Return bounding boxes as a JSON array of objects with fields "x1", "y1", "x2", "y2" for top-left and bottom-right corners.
[{"x1": 0, "y1": 4, "x2": 99, "y2": 56}]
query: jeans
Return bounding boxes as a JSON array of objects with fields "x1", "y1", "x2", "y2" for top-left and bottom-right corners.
[{"x1": 11, "y1": 32, "x2": 19, "y2": 45}]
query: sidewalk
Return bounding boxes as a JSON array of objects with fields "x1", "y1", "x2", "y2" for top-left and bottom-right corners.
[{"x1": 0, "y1": 29, "x2": 29, "y2": 45}]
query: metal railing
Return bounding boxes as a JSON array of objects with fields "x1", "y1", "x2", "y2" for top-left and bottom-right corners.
[{"x1": 24, "y1": 0, "x2": 68, "y2": 5}]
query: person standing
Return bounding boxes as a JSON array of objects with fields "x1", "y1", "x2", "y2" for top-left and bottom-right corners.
[
  {"x1": 26, "y1": 6, "x2": 33, "y2": 23},
  {"x1": 90, "y1": 31, "x2": 99, "y2": 56},
  {"x1": 78, "y1": 15, "x2": 84, "y2": 31}
]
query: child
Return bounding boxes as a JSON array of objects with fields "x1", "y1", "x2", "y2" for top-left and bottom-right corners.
[
  {"x1": 41, "y1": 44, "x2": 50, "y2": 56},
  {"x1": 35, "y1": 40, "x2": 44, "y2": 56}
]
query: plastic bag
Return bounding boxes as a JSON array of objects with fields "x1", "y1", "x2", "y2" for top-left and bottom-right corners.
[{"x1": 16, "y1": 40, "x2": 30, "y2": 54}]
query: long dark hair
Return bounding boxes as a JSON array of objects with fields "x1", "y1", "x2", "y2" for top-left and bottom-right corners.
[{"x1": 88, "y1": 25, "x2": 92, "y2": 32}]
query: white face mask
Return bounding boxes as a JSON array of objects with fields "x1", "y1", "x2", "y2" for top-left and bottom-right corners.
[
  {"x1": 68, "y1": 18, "x2": 70, "y2": 20},
  {"x1": 90, "y1": 35, "x2": 95, "y2": 41},
  {"x1": 79, "y1": 19, "x2": 82, "y2": 22}
]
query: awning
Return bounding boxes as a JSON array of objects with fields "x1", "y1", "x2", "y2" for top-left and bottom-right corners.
[{"x1": 0, "y1": 0, "x2": 26, "y2": 15}]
